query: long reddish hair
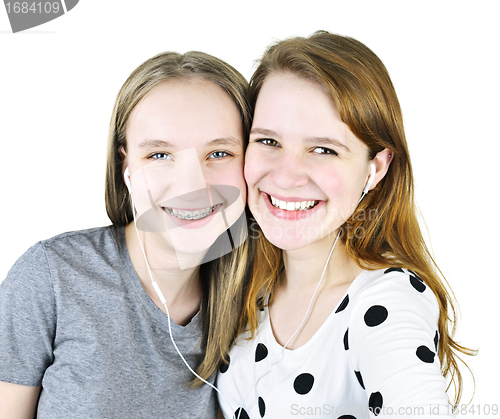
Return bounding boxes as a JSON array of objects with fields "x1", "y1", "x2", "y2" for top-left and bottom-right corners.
[{"x1": 242, "y1": 31, "x2": 475, "y2": 405}]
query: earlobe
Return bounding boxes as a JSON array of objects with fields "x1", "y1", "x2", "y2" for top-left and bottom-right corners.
[
  {"x1": 363, "y1": 162, "x2": 376, "y2": 194},
  {"x1": 119, "y1": 146, "x2": 129, "y2": 188},
  {"x1": 369, "y1": 148, "x2": 393, "y2": 191},
  {"x1": 124, "y1": 167, "x2": 132, "y2": 192}
]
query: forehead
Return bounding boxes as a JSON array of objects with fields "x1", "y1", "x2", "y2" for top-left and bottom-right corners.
[
  {"x1": 126, "y1": 79, "x2": 243, "y2": 148},
  {"x1": 255, "y1": 72, "x2": 336, "y2": 118},
  {"x1": 253, "y1": 73, "x2": 366, "y2": 152}
]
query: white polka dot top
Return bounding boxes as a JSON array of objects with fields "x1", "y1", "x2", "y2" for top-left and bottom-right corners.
[{"x1": 217, "y1": 268, "x2": 456, "y2": 419}]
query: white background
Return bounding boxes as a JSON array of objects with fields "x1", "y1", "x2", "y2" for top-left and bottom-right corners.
[{"x1": 1, "y1": 0, "x2": 498, "y2": 412}]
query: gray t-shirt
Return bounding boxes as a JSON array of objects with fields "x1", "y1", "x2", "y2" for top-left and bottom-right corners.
[{"x1": 0, "y1": 225, "x2": 216, "y2": 418}]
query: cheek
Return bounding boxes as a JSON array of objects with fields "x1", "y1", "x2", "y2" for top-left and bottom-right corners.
[
  {"x1": 243, "y1": 147, "x2": 267, "y2": 190},
  {"x1": 316, "y1": 169, "x2": 344, "y2": 196},
  {"x1": 212, "y1": 162, "x2": 247, "y2": 204},
  {"x1": 337, "y1": 182, "x2": 371, "y2": 229},
  {"x1": 316, "y1": 168, "x2": 359, "y2": 206}
]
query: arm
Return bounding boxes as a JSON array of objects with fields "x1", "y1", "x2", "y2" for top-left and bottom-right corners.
[
  {"x1": 349, "y1": 270, "x2": 454, "y2": 418},
  {"x1": 0, "y1": 243, "x2": 56, "y2": 418},
  {"x1": 0, "y1": 382, "x2": 40, "y2": 419}
]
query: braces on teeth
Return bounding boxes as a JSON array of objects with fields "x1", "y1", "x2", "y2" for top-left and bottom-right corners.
[
  {"x1": 164, "y1": 205, "x2": 218, "y2": 220},
  {"x1": 270, "y1": 196, "x2": 317, "y2": 211}
]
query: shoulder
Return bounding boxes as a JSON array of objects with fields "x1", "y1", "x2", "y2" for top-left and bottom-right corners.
[
  {"x1": 39, "y1": 225, "x2": 124, "y2": 264},
  {"x1": 3, "y1": 226, "x2": 123, "y2": 287},
  {"x1": 40, "y1": 225, "x2": 121, "y2": 253},
  {"x1": 354, "y1": 268, "x2": 439, "y2": 309},
  {"x1": 348, "y1": 268, "x2": 440, "y2": 334}
]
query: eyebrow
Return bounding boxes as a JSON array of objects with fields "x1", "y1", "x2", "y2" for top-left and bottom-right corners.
[
  {"x1": 250, "y1": 128, "x2": 277, "y2": 138},
  {"x1": 138, "y1": 139, "x2": 175, "y2": 149},
  {"x1": 250, "y1": 128, "x2": 350, "y2": 152},
  {"x1": 205, "y1": 137, "x2": 242, "y2": 148},
  {"x1": 138, "y1": 137, "x2": 241, "y2": 150}
]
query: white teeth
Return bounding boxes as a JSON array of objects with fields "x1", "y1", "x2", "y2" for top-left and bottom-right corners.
[
  {"x1": 269, "y1": 196, "x2": 317, "y2": 211},
  {"x1": 164, "y1": 205, "x2": 217, "y2": 220}
]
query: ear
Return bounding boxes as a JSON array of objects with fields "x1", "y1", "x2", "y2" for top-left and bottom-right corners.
[
  {"x1": 368, "y1": 148, "x2": 393, "y2": 191},
  {"x1": 119, "y1": 146, "x2": 128, "y2": 183}
]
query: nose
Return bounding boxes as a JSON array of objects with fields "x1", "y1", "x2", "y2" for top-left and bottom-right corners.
[
  {"x1": 268, "y1": 151, "x2": 309, "y2": 190},
  {"x1": 169, "y1": 148, "x2": 208, "y2": 200}
]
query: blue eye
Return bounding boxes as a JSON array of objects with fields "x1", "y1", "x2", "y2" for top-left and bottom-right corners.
[
  {"x1": 149, "y1": 152, "x2": 172, "y2": 160},
  {"x1": 312, "y1": 147, "x2": 338, "y2": 156},
  {"x1": 208, "y1": 151, "x2": 231, "y2": 160}
]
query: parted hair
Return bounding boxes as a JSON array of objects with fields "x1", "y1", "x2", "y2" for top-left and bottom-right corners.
[
  {"x1": 104, "y1": 51, "x2": 253, "y2": 386},
  {"x1": 105, "y1": 51, "x2": 251, "y2": 226},
  {"x1": 243, "y1": 31, "x2": 475, "y2": 405}
]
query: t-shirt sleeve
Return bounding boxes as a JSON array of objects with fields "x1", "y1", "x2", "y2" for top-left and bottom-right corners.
[
  {"x1": 348, "y1": 269, "x2": 455, "y2": 418},
  {"x1": 0, "y1": 242, "x2": 56, "y2": 386}
]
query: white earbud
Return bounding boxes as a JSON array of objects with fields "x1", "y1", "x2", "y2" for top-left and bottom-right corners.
[
  {"x1": 362, "y1": 162, "x2": 376, "y2": 195},
  {"x1": 124, "y1": 167, "x2": 132, "y2": 192}
]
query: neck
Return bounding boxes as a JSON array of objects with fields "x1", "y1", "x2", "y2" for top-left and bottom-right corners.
[
  {"x1": 124, "y1": 222, "x2": 204, "y2": 325},
  {"x1": 281, "y1": 232, "x2": 360, "y2": 293}
]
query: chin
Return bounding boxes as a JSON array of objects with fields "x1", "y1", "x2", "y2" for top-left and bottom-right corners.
[
  {"x1": 169, "y1": 227, "x2": 222, "y2": 255},
  {"x1": 259, "y1": 225, "x2": 315, "y2": 251}
]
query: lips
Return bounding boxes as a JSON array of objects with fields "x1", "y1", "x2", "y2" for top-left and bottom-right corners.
[
  {"x1": 261, "y1": 192, "x2": 324, "y2": 220},
  {"x1": 161, "y1": 203, "x2": 223, "y2": 228},
  {"x1": 268, "y1": 194, "x2": 319, "y2": 211},
  {"x1": 162, "y1": 204, "x2": 220, "y2": 220}
]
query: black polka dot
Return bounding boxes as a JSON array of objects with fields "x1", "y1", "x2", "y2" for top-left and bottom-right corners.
[
  {"x1": 364, "y1": 305, "x2": 388, "y2": 327},
  {"x1": 343, "y1": 328, "x2": 349, "y2": 350},
  {"x1": 409, "y1": 275, "x2": 426, "y2": 293},
  {"x1": 255, "y1": 343, "x2": 268, "y2": 362},
  {"x1": 235, "y1": 407, "x2": 250, "y2": 419},
  {"x1": 335, "y1": 295, "x2": 349, "y2": 313},
  {"x1": 434, "y1": 330, "x2": 439, "y2": 352},
  {"x1": 258, "y1": 396, "x2": 266, "y2": 417},
  {"x1": 293, "y1": 373, "x2": 314, "y2": 395},
  {"x1": 338, "y1": 416, "x2": 357, "y2": 419},
  {"x1": 369, "y1": 392, "x2": 383, "y2": 416},
  {"x1": 354, "y1": 370, "x2": 365, "y2": 389},
  {"x1": 219, "y1": 355, "x2": 230, "y2": 374},
  {"x1": 416, "y1": 345, "x2": 435, "y2": 363},
  {"x1": 384, "y1": 267, "x2": 404, "y2": 274}
]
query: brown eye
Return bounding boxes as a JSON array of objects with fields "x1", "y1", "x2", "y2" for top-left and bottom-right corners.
[
  {"x1": 257, "y1": 138, "x2": 279, "y2": 147},
  {"x1": 312, "y1": 147, "x2": 338, "y2": 156}
]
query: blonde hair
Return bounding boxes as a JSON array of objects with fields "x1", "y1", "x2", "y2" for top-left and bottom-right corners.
[
  {"x1": 104, "y1": 51, "x2": 253, "y2": 386},
  {"x1": 244, "y1": 31, "x2": 475, "y2": 405},
  {"x1": 106, "y1": 51, "x2": 251, "y2": 225}
]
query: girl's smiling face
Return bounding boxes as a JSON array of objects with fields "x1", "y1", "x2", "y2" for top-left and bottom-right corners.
[
  {"x1": 245, "y1": 73, "x2": 374, "y2": 252},
  {"x1": 123, "y1": 80, "x2": 246, "y2": 261}
]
